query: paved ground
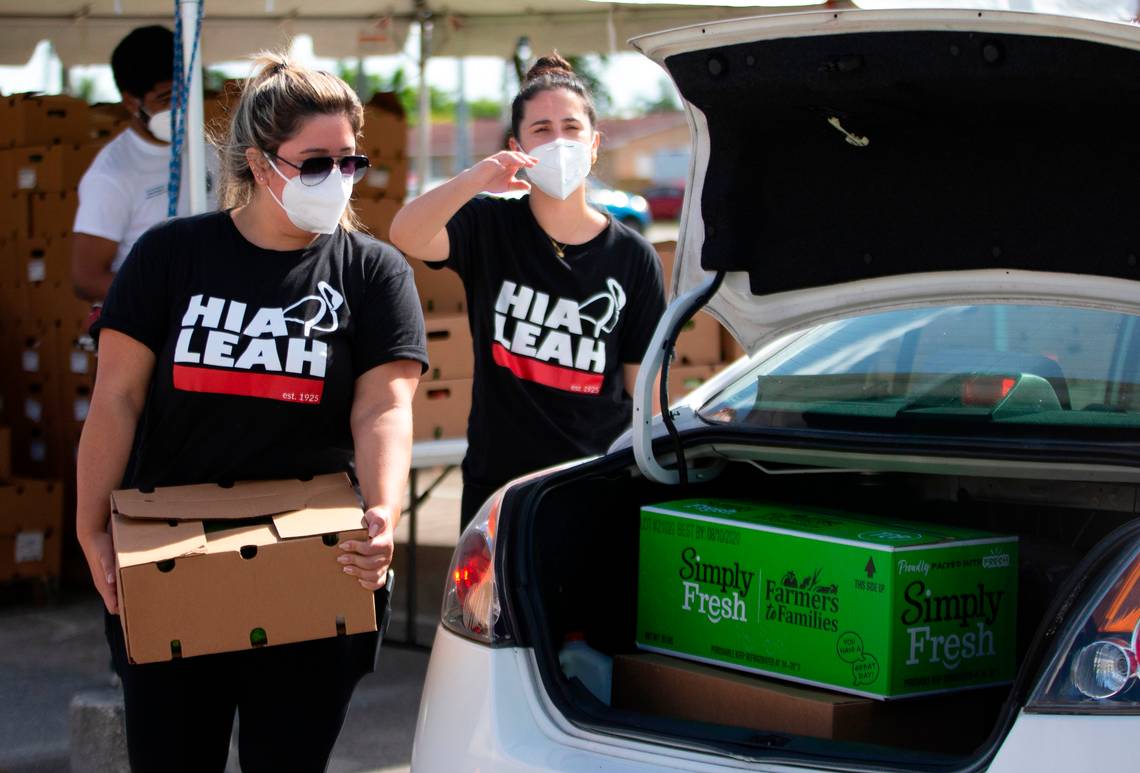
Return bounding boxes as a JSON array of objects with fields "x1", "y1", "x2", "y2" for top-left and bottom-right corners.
[{"x1": 0, "y1": 466, "x2": 465, "y2": 773}]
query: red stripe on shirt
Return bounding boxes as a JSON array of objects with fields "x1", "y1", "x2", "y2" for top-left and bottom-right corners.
[
  {"x1": 491, "y1": 342, "x2": 603, "y2": 395},
  {"x1": 173, "y1": 365, "x2": 324, "y2": 404}
]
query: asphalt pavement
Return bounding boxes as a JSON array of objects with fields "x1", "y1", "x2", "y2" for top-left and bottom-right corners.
[
  {"x1": 0, "y1": 589, "x2": 434, "y2": 773},
  {"x1": 0, "y1": 466, "x2": 466, "y2": 773}
]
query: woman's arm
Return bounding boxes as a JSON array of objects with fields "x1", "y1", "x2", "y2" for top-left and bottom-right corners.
[
  {"x1": 388, "y1": 151, "x2": 536, "y2": 262},
  {"x1": 339, "y1": 359, "x2": 422, "y2": 591},
  {"x1": 76, "y1": 330, "x2": 156, "y2": 613}
]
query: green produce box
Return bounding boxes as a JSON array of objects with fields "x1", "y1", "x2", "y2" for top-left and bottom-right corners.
[{"x1": 637, "y1": 499, "x2": 1018, "y2": 699}]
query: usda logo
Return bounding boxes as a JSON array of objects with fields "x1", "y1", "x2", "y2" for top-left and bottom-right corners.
[{"x1": 859, "y1": 529, "x2": 922, "y2": 543}]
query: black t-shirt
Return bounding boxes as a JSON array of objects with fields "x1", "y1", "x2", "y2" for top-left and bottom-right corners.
[
  {"x1": 94, "y1": 210, "x2": 428, "y2": 489},
  {"x1": 439, "y1": 195, "x2": 665, "y2": 486}
]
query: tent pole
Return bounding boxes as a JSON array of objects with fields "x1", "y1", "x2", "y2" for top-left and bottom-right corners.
[
  {"x1": 181, "y1": 0, "x2": 207, "y2": 214},
  {"x1": 455, "y1": 57, "x2": 470, "y2": 173},
  {"x1": 416, "y1": 11, "x2": 432, "y2": 196}
]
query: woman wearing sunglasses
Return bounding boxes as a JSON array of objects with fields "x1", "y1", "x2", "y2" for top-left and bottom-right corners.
[
  {"x1": 75, "y1": 53, "x2": 427, "y2": 772},
  {"x1": 391, "y1": 54, "x2": 666, "y2": 530}
]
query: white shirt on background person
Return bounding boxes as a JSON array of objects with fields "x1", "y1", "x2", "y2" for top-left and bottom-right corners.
[{"x1": 74, "y1": 127, "x2": 218, "y2": 271}]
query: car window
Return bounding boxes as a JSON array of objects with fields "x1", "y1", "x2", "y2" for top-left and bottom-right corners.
[{"x1": 699, "y1": 304, "x2": 1140, "y2": 431}]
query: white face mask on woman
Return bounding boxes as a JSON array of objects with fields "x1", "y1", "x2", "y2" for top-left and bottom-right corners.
[
  {"x1": 264, "y1": 155, "x2": 353, "y2": 234},
  {"x1": 525, "y1": 138, "x2": 593, "y2": 200}
]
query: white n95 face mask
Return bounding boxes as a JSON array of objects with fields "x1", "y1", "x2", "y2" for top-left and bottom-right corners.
[
  {"x1": 265, "y1": 156, "x2": 353, "y2": 234},
  {"x1": 144, "y1": 109, "x2": 172, "y2": 143},
  {"x1": 525, "y1": 138, "x2": 593, "y2": 200}
]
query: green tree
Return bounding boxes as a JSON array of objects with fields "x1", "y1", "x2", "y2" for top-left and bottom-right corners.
[
  {"x1": 71, "y1": 75, "x2": 97, "y2": 103},
  {"x1": 205, "y1": 68, "x2": 230, "y2": 93},
  {"x1": 469, "y1": 98, "x2": 502, "y2": 120},
  {"x1": 511, "y1": 43, "x2": 613, "y2": 117},
  {"x1": 636, "y1": 77, "x2": 681, "y2": 115}
]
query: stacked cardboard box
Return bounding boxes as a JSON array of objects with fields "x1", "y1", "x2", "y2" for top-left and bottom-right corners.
[
  {"x1": 346, "y1": 96, "x2": 475, "y2": 442},
  {"x1": 411, "y1": 262, "x2": 472, "y2": 442},
  {"x1": 0, "y1": 477, "x2": 63, "y2": 584},
  {"x1": 653, "y1": 240, "x2": 746, "y2": 400},
  {"x1": 354, "y1": 92, "x2": 408, "y2": 242},
  {"x1": 0, "y1": 94, "x2": 106, "y2": 589}
]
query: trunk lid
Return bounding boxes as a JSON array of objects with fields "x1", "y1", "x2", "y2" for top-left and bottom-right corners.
[{"x1": 632, "y1": 8, "x2": 1140, "y2": 351}]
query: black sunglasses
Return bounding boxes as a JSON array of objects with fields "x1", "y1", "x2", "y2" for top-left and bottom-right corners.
[{"x1": 270, "y1": 153, "x2": 370, "y2": 186}]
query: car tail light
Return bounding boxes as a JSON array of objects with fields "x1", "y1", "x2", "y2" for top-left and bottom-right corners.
[
  {"x1": 440, "y1": 486, "x2": 508, "y2": 645},
  {"x1": 440, "y1": 459, "x2": 585, "y2": 645},
  {"x1": 1069, "y1": 638, "x2": 1137, "y2": 699},
  {"x1": 1030, "y1": 540, "x2": 1140, "y2": 710}
]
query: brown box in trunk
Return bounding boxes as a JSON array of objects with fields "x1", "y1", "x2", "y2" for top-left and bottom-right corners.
[
  {"x1": 110, "y1": 473, "x2": 376, "y2": 664},
  {"x1": 613, "y1": 653, "x2": 991, "y2": 752}
]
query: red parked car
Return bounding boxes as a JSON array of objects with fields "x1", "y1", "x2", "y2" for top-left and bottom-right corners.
[{"x1": 642, "y1": 183, "x2": 685, "y2": 220}]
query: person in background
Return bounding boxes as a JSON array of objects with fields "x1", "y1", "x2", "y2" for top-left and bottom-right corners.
[
  {"x1": 72, "y1": 25, "x2": 217, "y2": 302},
  {"x1": 390, "y1": 53, "x2": 666, "y2": 530},
  {"x1": 75, "y1": 53, "x2": 426, "y2": 771}
]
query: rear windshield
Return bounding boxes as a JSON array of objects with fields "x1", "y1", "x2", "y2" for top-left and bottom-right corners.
[{"x1": 699, "y1": 304, "x2": 1140, "y2": 432}]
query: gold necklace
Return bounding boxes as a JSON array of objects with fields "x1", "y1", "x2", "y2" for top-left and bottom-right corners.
[{"x1": 548, "y1": 235, "x2": 568, "y2": 259}]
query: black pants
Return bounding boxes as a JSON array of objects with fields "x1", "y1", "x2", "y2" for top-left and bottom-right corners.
[
  {"x1": 460, "y1": 478, "x2": 503, "y2": 532},
  {"x1": 105, "y1": 612, "x2": 379, "y2": 773}
]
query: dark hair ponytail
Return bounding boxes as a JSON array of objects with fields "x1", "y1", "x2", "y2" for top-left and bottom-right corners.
[{"x1": 510, "y1": 51, "x2": 598, "y2": 140}]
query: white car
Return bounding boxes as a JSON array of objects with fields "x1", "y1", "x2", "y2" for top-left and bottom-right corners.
[{"x1": 411, "y1": 7, "x2": 1140, "y2": 771}]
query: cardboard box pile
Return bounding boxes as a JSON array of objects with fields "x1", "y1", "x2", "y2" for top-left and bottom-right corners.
[
  {"x1": 653, "y1": 240, "x2": 742, "y2": 399},
  {"x1": 411, "y1": 273, "x2": 472, "y2": 441},
  {"x1": 359, "y1": 93, "x2": 474, "y2": 440},
  {"x1": 636, "y1": 499, "x2": 1018, "y2": 699},
  {"x1": 110, "y1": 473, "x2": 376, "y2": 663},
  {"x1": 0, "y1": 477, "x2": 63, "y2": 583},
  {"x1": 353, "y1": 92, "x2": 408, "y2": 242},
  {"x1": 0, "y1": 93, "x2": 103, "y2": 588}
]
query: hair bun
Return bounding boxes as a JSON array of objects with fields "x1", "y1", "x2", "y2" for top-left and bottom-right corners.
[{"x1": 525, "y1": 52, "x2": 574, "y2": 82}]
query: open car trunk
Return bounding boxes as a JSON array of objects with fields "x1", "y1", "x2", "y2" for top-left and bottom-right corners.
[
  {"x1": 503, "y1": 441, "x2": 1137, "y2": 769},
  {"x1": 634, "y1": 11, "x2": 1140, "y2": 352}
]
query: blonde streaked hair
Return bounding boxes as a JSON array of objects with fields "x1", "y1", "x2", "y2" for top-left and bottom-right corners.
[{"x1": 212, "y1": 52, "x2": 364, "y2": 231}]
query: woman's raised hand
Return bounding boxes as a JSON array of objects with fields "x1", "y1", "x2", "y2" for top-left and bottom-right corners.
[{"x1": 471, "y1": 150, "x2": 537, "y2": 194}]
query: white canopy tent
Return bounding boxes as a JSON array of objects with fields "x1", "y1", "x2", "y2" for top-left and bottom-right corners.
[
  {"x1": 0, "y1": 1, "x2": 839, "y2": 64},
  {"x1": 0, "y1": 0, "x2": 1135, "y2": 211},
  {"x1": 0, "y1": 0, "x2": 840, "y2": 213}
]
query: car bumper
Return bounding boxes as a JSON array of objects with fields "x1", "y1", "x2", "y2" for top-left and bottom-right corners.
[
  {"x1": 411, "y1": 626, "x2": 797, "y2": 772},
  {"x1": 412, "y1": 627, "x2": 1140, "y2": 772}
]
